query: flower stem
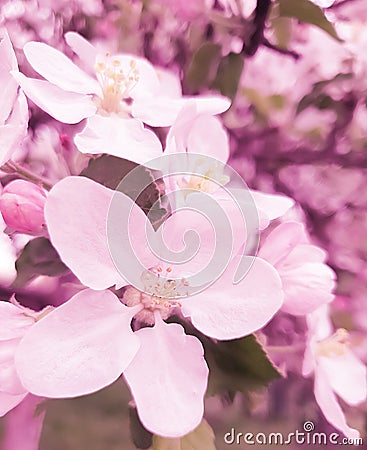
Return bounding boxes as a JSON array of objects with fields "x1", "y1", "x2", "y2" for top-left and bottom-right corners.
[{"x1": 1, "y1": 160, "x2": 53, "y2": 191}]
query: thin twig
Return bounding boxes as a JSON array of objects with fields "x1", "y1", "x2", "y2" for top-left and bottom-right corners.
[
  {"x1": 1, "y1": 160, "x2": 53, "y2": 190},
  {"x1": 263, "y1": 38, "x2": 301, "y2": 60},
  {"x1": 243, "y1": 0, "x2": 272, "y2": 57}
]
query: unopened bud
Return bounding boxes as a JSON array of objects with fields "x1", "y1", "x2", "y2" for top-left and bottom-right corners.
[{"x1": 0, "y1": 180, "x2": 47, "y2": 234}]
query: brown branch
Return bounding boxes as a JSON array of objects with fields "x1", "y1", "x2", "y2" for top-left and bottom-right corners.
[
  {"x1": 263, "y1": 38, "x2": 300, "y2": 60},
  {"x1": 243, "y1": 0, "x2": 272, "y2": 57}
]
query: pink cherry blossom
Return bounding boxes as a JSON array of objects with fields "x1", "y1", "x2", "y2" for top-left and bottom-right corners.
[
  {"x1": 0, "y1": 180, "x2": 46, "y2": 235},
  {"x1": 14, "y1": 288, "x2": 208, "y2": 438},
  {"x1": 153, "y1": 0, "x2": 214, "y2": 21},
  {"x1": 1, "y1": 394, "x2": 45, "y2": 450},
  {"x1": 0, "y1": 28, "x2": 28, "y2": 167},
  {"x1": 259, "y1": 221, "x2": 336, "y2": 315},
  {"x1": 0, "y1": 198, "x2": 17, "y2": 286},
  {"x1": 43, "y1": 176, "x2": 283, "y2": 339},
  {"x1": 165, "y1": 102, "x2": 294, "y2": 230},
  {"x1": 13, "y1": 32, "x2": 230, "y2": 164},
  {"x1": 303, "y1": 305, "x2": 367, "y2": 439},
  {"x1": 0, "y1": 299, "x2": 51, "y2": 417},
  {"x1": 13, "y1": 175, "x2": 284, "y2": 436}
]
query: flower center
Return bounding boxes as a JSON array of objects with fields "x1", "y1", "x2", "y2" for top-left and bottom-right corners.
[
  {"x1": 94, "y1": 53, "x2": 139, "y2": 114},
  {"x1": 317, "y1": 328, "x2": 350, "y2": 358},
  {"x1": 177, "y1": 165, "x2": 229, "y2": 194},
  {"x1": 123, "y1": 266, "x2": 189, "y2": 325}
]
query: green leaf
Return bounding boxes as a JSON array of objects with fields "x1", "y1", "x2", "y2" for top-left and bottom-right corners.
[
  {"x1": 242, "y1": 88, "x2": 286, "y2": 118},
  {"x1": 271, "y1": 16, "x2": 293, "y2": 49},
  {"x1": 80, "y1": 155, "x2": 148, "y2": 190},
  {"x1": 278, "y1": 0, "x2": 342, "y2": 41},
  {"x1": 212, "y1": 52, "x2": 244, "y2": 100},
  {"x1": 296, "y1": 73, "x2": 353, "y2": 114},
  {"x1": 181, "y1": 420, "x2": 216, "y2": 450},
  {"x1": 80, "y1": 155, "x2": 168, "y2": 225},
  {"x1": 13, "y1": 237, "x2": 69, "y2": 287},
  {"x1": 151, "y1": 437, "x2": 181, "y2": 450},
  {"x1": 184, "y1": 43, "x2": 221, "y2": 93},
  {"x1": 129, "y1": 404, "x2": 153, "y2": 449},
  {"x1": 205, "y1": 334, "x2": 281, "y2": 396},
  {"x1": 150, "y1": 420, "x2": 216, "y2": 450}
]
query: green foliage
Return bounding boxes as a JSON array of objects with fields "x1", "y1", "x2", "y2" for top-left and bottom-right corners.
[
  {"x1": 184, "y1": 42, "x2": 244, "y2": 100},
  {"x1": 271, "y1": 15, "x2": 293, "y2": 49},
  {"x1": 212, "y1": 52, "x2": 244, "y2": 100},
  {"x1": 243, "y1": 88, "x2": 286, "y2": 121},
  {"x1": 297, "y1": 73, "x2": 353, "y2": 114},
  {"x1": 184, "y1": 43, "x2": 221, "y2": 93},
  {"x1": 80, "y1": 155, "x2": 167, "y2": 225},
  {"x1": 204, "y1": 333, "x2": 281, "y2": 397},
  {"x1": 278, "y1": 0, "x2": 342, "y2": 41},
  {"x1": 150, "y1": 420, "x2": 216, "y2": 450},
  {"x1": 13, "y1": 237, "x2": 69, "y2": 287}
]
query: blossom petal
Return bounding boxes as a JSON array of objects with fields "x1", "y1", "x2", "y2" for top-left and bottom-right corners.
[
  {"x1": 0, "y1": 91, "x2": 28, "y2": 166},
  {"x1": 191, "y1": 95, "x2": 231, "y2": 115},
  {"x1": 12, "y1": 72, "x2": 96, "y2": 124},
  {"x1": 0, "y1": 30, "x2": 18, "y2": 123},
  {"x1": 306, "y1": 304, "x2": 334, "y2": 343},
  {"x1": 285, "y1": 244, "x2": 326, "y2": 265},
  {"x1": 181, "y1": 256, "x2": 283, "y2": 340},
  {"x1": 250, "y1": 190, "x2": 294, "y2": 222},
  {"x1": 24, "y1": 41, "x2": 100, "y2": 95},
  {"x1": 0, "y1": 230, "x2": 17, "y2": 286},
  {"x1": 0, "y1": 392, "x2": 27, "y2": 417},
  {"x1": 318, "y1": 351, "x2": 367, "y2": 406},
  {"x1": 314, "y1": 367, "x2": 361, "y2": 440},
  {"x1": 64, "y1": 32, "x2": 98, "y2": 72},
  {"x1": 120, "y1": 55, "x2": 160, "y2": 99},
  {"x1": 166, "y1": 102, "x2": 229, "y2": 163},
  {"x1": 188, "y1": 115, "x2": 229, "y2": 163},
  {"x1": 124, "y1": 320, "x2": 208, "y2": 437},
  {"x1": 258, "y1": 221, "x2": 304, "y2": 266},
  {"x1": 132, "y1": 97, "x2": 186, "y2": 127},
  {"x1": 1, "y1": 394, "x2": 45, "y2": 450},
  {"x1": 45, "y1": 176, "x2": 126, "y2": 290},
  {"x1": 156, "y1": 68, "x2": 182, "y2": 98},
  {"x1": 132, "y1": 95, "x2": 230, "y2": 127},
  {"x1": 281, "y1": 262, "x2": 335, "y2": 315},
  {"x1": 74, "y1": 115, "x2": 162, "y2": 166},
  {"x1": 15, "y1": 289, "x2": 140, "y2": 398},
  {"x1": 0, "y1": 339, "x2": 26, "y2": 394},
  {"x1": 0, "y1": 302, "x2": 34, "y2": 340}
]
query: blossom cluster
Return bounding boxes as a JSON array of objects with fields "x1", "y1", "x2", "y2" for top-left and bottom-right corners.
[{"x1": 0, "y1": 1, "x2": 366, "y2": 449}]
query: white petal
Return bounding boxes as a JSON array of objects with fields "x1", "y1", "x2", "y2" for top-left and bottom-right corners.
[
  {"x1": 124, "y1": 320, "x2": 208, "y2": 437},
  {"x1": 12, "y1": 72, "x2": 97, "y2": 124},
  {"x1": 24, "y1": 41, "x2": 100, "y2": 95},
  {"x1": 74, "y1": 115, "x2": 162, "y2": 166}
]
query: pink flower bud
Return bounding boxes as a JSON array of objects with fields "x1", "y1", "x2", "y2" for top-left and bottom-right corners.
[{"x1": 0, "y1": 180, "x2": 47, "y2": 234}]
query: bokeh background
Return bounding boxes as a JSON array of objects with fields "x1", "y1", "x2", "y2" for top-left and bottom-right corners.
[{"x1": 1, "y1": 0, "x2": 367, "y2": 448}]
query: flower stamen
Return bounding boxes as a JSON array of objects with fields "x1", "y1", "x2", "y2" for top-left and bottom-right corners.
[
  {"x1": 317, "y1": 328, "x2": 350, "y2": 357},
  {"x1": 94, "y1": 54, "x2": 139, "y2": 114},
  {"x1": 123, "y1": 266, "x2": 188, "y2": 325}
]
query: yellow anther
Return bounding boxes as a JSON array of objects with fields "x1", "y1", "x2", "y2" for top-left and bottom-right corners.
[
  {"x1": 95, "y1": 62, "x2": 105, "y2": 72},
  {"x1": 317, "y1": 328, "x2": 350, "y2": 358}
]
